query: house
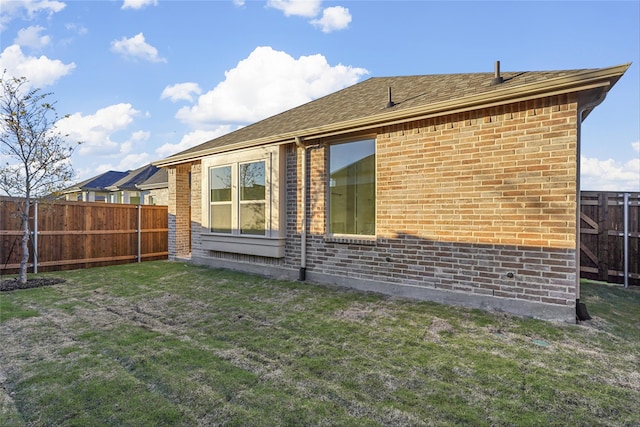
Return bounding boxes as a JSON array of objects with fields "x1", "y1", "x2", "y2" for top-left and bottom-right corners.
[
  {"x1": 106, "y1": 164, "x2": 167, "y2": 205},
  {"x1": 136, "y1": 167, "x2": 169, "y2": 206},
  {"x1": 61, "y1": 170, "x2": 128, "y2": 202},
  {"x1": 61, "y1": 164, "x2": 168, "y2": 205},
  {"x1": 154, "y1": 62, "x2": 630, "y2": 322}
]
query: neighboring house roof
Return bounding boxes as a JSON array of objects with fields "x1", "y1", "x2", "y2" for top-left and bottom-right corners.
[
  {"x1": 63, "y1": 164, "x2": 167, "y2": 196},
  {"x1": 155, "y1": 63, "x2": 630, "y2": 167},
  {"x1": 62, "y1": 170, "x2": 129, "y2": 194},
  {"x1": 107, "y1": 164, "x2": 162, "y2": 191},
  {"x1": 136, "y1": 167, "x2": 168, "y2": 191}
]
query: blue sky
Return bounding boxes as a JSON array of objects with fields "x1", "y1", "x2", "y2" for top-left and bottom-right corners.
[{"x1": 1, "y1": 0, "x2": 638, "y2": 191}]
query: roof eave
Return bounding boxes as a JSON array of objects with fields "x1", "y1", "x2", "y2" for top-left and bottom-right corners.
[
  {"x1": 154, "y1": 63, "x2": 630, "y2": 168},
  {"x1": 136, "y1": 183, "x2": 168, "y2": 191}
]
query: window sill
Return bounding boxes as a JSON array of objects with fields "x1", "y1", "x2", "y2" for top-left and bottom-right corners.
[
  {"x1": 201, "y1": 234, "x2": 285, "y2": 258},
  {"x1": 325, "y1": 235, "x2": 377, "y2": 246}
]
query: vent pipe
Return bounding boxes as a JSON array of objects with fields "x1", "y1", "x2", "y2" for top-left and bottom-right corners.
[
  {"x1": 385, "y1": 86, "x2": 395, "y2": 108},
  {"x1": 490, "y1": 60, "x2": 504, "y2": 86}
]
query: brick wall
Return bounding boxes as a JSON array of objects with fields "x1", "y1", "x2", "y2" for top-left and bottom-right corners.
[
  {"x1": 285, "y1": 144, "x2": 302, "y2": 265},
  {"x1": 190, "y1": 162, "x2": 203, "y2": 259},
  {"x1": 183, "y1": 93, "x2": 579, "y2": 319},
  {"x1": 167, "y1": 163, "x2": 192, "y2": 259},
  {"x1": 376, "y1": 95, "x2": 578, "y2": 248},
  {"x1": 291, "y1": 94, "x2": 579, "y2": 313},
  {"x1": 145, "y1": 188, "x2": 169, "y2": 206}
]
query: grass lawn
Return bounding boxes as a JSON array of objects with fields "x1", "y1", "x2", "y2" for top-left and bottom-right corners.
[{"x1": 1, "y1": 261, "x2": 638, "y2": 426}]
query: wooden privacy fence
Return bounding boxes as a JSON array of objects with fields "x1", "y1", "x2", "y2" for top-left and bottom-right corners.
[
  {"x1": 1, "y1": 197, "x2": 168, "y2": 275},
  {"x1": 580, "y1": 191, "x2": 639, "y2": 287}
]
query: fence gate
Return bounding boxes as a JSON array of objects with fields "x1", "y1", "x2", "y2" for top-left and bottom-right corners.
[{"x1": 580, "y1": 192, "x2": 639, "y2": 287}]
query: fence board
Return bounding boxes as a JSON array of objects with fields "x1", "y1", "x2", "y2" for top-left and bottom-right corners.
[
  {"x1": 3, "y1": 193, "x2": 636, "y2": 284},
  {"x1": 1, "y1": 197, "x2": 168, "y2": 275},
  {"x1": 580, "y1": 191, "x2": 639, "y2": 286}
]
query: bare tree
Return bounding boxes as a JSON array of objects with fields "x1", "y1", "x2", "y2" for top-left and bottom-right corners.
[{"x1": 0, "y1": 73, "x2": 78, "y2": 284}]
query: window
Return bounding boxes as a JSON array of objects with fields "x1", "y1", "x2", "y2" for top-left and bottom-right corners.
[
  {"x1": 209, "y1": 161, "x2": 267, "y2": 235},
  {"x1": 130, "y1": 193, "x2": 141, "y2": 205},
  {"x1": 209, "y1": 165, "x2": 232, "y2": 233},
  {"x1": 109, "y1": 193, "x2": 122, "y2": 204},
  {"x1": 329, "y1": 139, "x2": 376, "y2": 236},
  {"x1": 204, "y1": 146, "x2": 282, "y2": 241},
  {"x1": 239, "y1": 161, "x2": 266, "y2": 235}
]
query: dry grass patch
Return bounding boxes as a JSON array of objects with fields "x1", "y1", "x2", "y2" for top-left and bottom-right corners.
[{"x1": 1, "y1": 263, "x2": 639, "y2": 426}]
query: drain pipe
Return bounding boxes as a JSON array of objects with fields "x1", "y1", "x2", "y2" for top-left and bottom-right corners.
[
  {"x1": 575, "y1": 89, "x2": 607, "y2": 321},
  {"x1": 295, "y1": 136, "x2": 307, "y2": 281}
]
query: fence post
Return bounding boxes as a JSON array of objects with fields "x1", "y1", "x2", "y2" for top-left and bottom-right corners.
[
  {"x1": 137, "y1": 204, "x2": 141, "y2": 263},
  {"x1": 33, "y1": 200, "x2": 38, "y2": 274},
  {"x1": 624, "y1": 193, "x2": 629, "y2": 288}
]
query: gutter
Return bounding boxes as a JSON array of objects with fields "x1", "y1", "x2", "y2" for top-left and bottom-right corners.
[{"x1": 295, "y1": 136, "x2": 307, "y2": 281}]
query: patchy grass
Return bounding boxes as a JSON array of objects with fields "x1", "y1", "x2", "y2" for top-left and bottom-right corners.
[
  {"x1": 0, "y1": 262, "x2": 638, "y2": 426},
  {"x1": 0, "y1": 298, "x2": 39, "y2": 322}
]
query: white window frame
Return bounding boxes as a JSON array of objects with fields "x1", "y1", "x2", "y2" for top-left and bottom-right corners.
[
  {"x1": 201, "y1": 145, "x2": 285, "y2": 257},
  {"x1": 208, "y1": 163, "x2": 234, "y2": 234}
]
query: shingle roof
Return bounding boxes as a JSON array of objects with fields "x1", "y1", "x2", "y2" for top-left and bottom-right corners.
[
  {"x1": 136, "y1": 167, "x2": 168, "y2": 190},
  {"x1": 156, "y1": 63, "x2": 630, "y2": 166},
  {"x1": 65, "y1": 170, "x2": 129, "y2": 193},
  {"x1": 107, "y1": 164, "x2": 161, "y2": 191}
]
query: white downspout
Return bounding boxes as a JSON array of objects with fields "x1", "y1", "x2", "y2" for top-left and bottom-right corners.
[{"x1": 295, "y1": 136, "x2": 307, "y2": 280}]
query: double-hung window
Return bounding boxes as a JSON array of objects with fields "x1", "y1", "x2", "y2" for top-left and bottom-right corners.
[
  {"x1": 239, "y1": 160, "x2": 266, "y2": 235},
  {"x1": 329, "y1": 139, "x2": 376, "y2": 236},
  {"x1": 208, "y1": 160, "x2": 267, "y2": 236},
  {"x1": 202, "y1": 146, "x2": 284, "y2": 257},
  {"x1": 209, "y1": 165, "x2": 233, "y2": 233}
]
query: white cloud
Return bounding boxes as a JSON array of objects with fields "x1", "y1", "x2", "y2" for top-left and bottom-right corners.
[
  {"x1": 581, "y1": 154, "x2": 640, "y2": 192},
  {"x1": 265, "y1": 1, "x2": 352, "y2": 33},
  {"x1": 155, "y1": 127, "x2": 236, "y2": 158},
  {"x1": 175, "y1": 46, "x2": 368, "y2": 128},
  {"x1": 310, "y1": 6, "x2": 351, "y2": 33},
  {"x1": 161, "y1": 82, "x2": 202, "y2": 102},
  {"x1": 117, "y1": 153, "x2": 152, "y2": 171},
  {"x1": 119, "y1": 130, "x2": 150, "y2": 154},
  {"x1": 56, "y1": 103, "x2": 141, "y2": 156},
  {"x1": 267, "y1": 0, "x2": 321, "y2": 17},
  {"x1": 233, "y1": 0, "x2": 245, "y2": 7},
  {"x1": 14, "y1": 25, "x2": 51, "y2": 49},
  {"x1": 633, "y1": 141, "x2": 639, "y2": 153},
  {"x1": 0, "y1": 44, "x2": 75, "y2": 88},
  {"x1": 0, "y1": 0, "x2": 66, "y2": 31},
  {"x1": 65, "y1": 23, "x2": 88, "y2": 36},
  {"x1": 122, "y1": 0, "x2": 158, "y2": 10},
  {"x1": 110, "y1": 33, "x2": 166, "y2": 63},
  {"x1": 22, "y1": 0, "x2": 66, "y2": 16},
  {"x1": 78, "y1": 153, "x2": 150, "y2": 180},
  {"x1": 75, "y1": 165, "x2": 112, "y2": 181},
  {"x1": 131, "y1": 130, "x2": 151, "y2": 142},
  {"x1": 75, "y1": 132, "x2": 152, "y2": 181}
]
